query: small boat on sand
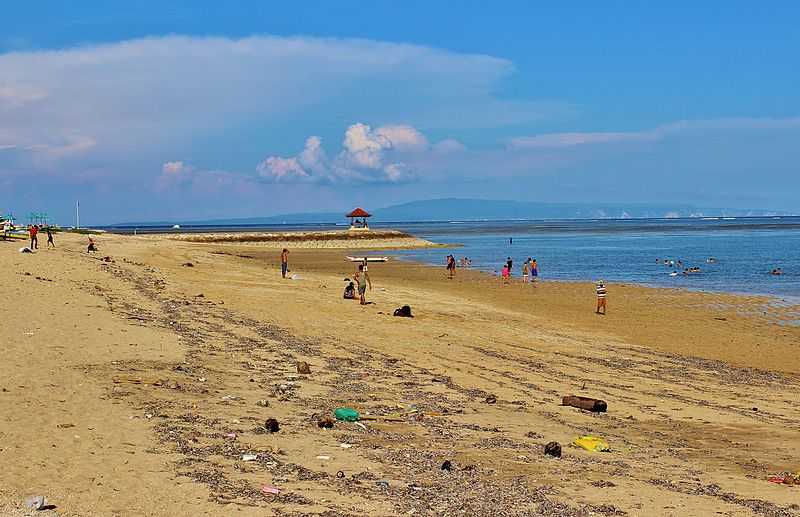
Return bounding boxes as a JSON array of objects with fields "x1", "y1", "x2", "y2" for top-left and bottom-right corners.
[{"x1": 346, "y1": 256, "x2": 389, "y2": 263}]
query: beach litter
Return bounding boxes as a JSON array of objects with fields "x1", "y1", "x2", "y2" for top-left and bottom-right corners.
[
  {"x1": 544, "y1": 441, "x2": 562, "y2": 458},
  {"x1": 562, "y1": 395, "x2": 608, "y2": 413},
  {"x1": 573, "y1": 435, "x2": 610, "y2": 452},
  {"x1": 376, "y1": 480, "x2": 390, "y2": 489},
  {"x1": 242, "y1": 454, "x2": 258, "y2": 462},
  {"x1": 316, "y1": 455, "x2": 331, "y2": 460},
  {"x1": 484, "y1": 395, "x2": 497, "y2": 404},
  {"x1": 767, "y1": 472, "x2": 799, "y2": 485},
  {"x1": 336, "y1": 470, "x2": 345, "y2": 478},
  {"x1": 261, "y1": 485, "x2": 281, "y2": 496},
  {"x1": 256, "y1": 399, "x2": 270, "y2": 407},
  {"x1": 264, "y1": 418, "x2": 280, "y2": 433},
  {"x1": 24, "y1": 496, "x2": 47, "y2": 511},
  {"x1": 340, "y1": 443, "x2": 353, "y2": 448},
  {"x1": 182, "y1": 262, "x2": 194, "y2": 267},
  {"x1": 334, "y1": 407, "x2": 360, "y2": 422},
  {"x1": 296, "y1": 361, "x2": 311, "y2": 374},
  {"x1": 441, "y1": 460, "x2": 452, "y2": 471},
  {"x1": 317, "y1": 417, "x2": 334, "y2": 429}
]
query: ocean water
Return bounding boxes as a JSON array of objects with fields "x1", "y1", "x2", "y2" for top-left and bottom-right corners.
[
  {"x1": 104, "y1": 217, "x2": 800, "y2": 298},
  {"x1": 386, "y1": 218, "x2": 800, "y2": 299}
]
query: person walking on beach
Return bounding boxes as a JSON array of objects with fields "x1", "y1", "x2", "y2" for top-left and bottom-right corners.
[
  {"x1": 354, "y1": 263, "x2": 372, "y2": 305},
  {"x1": 46, "y1": 227, "x2": 55, "y2": 248},
  {"x1": 29, "y1": 225, "x2": 39, "y2": 250},
  {"x1": 446, "y1": 254, "x2": 456, "y2": 278},
  {"x1": 280, "y1": 248, "x2": 289, "y2": 279},
  {"x1": 595, "y1": 280, "x2": 607, "y2": 315}
]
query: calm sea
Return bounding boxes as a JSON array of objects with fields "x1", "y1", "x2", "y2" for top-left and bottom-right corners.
[
  {"x1": 104, "y1": 217, "x2": 800, "y2": 298},
  {"x1": 389, "y1": 218, "x2": 800, "y2": 299}
]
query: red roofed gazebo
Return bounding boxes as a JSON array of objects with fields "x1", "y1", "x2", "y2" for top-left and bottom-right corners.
[{"x1": 346, "y1": 208, "x2": 371, "y2": 230}]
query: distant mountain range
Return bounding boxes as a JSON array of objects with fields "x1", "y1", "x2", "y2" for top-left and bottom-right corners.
[{"x1": 114, "y1": 198, "x2": 794, "y2": 226}]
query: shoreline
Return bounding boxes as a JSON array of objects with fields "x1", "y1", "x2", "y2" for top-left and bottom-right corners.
[{"x1": 387, "y1": 251, "x2": 800, "y2": 308}]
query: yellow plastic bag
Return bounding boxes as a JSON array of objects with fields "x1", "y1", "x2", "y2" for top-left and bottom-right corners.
[{"x1": 574, "y1": 435, "x2": 610, "y2": 452}]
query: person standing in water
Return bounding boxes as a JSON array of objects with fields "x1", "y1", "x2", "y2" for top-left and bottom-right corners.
[
  {"x1": 280, "y1": 248, "x2": 289, "y2": 278},
  {"x1": 595, "y1": 280, "x2": 607, "y2": 315},
  {"x1": 530, "y1": 258, "x2": 539, "y2": 282},
  {"x1": 354, "y1": 263, "x2": 372, "y2": 305},
  {"x1": 522, "y1": 260, "x2": 530, "y2": 283}
]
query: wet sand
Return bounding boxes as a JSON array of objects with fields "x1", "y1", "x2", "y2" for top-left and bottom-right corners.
[{"x1": 1, "y1": 232, "x2": 799, "y2": 516}]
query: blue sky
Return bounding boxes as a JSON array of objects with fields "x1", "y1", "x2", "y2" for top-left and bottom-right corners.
[{"x1": 1, "y1": 1, "x2": 799, "y2": 223}]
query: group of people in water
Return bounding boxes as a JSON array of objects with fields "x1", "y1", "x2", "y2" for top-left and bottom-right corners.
[
  {"x1": 659, "y1": 257, "x2": 786, "y2": 277},
  {"x1": 658, "y1": 257, "x2": 703, "y2": 276},
  {"x1": 499, "y1": 257, "x2": 539, "y2": 284}
]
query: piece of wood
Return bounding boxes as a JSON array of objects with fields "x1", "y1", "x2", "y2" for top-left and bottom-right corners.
[{"x1": 562, "y1": 395, "x2": 607, "y2": 412}]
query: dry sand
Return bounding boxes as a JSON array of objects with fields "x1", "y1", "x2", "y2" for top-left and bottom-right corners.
[{"x1": 1, "y1": 231, "x2": 799, "y2": 516}]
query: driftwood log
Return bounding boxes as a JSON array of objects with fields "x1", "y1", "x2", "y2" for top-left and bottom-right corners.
[{"x1": 562, "y1": 395, "x2": 607, "y2": 412}]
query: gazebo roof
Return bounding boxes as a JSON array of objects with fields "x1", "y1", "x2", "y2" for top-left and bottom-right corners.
[{"x1": 346, "y1": 208, "x2": 371, "y2": 218}]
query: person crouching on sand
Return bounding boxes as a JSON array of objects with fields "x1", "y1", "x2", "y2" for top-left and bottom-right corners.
[
  {"x1": 595, "y1": 280, "x2": 607, "y2": 315},
  {"x1": 87, "y1": 237, "x2": 97, "y2": 253},
  {"x1": 354, "y1": 264, "x2": 372, "y2": 305},
  {"x1": 280, "y1": 248, "x2": 289, "y2": 278}
]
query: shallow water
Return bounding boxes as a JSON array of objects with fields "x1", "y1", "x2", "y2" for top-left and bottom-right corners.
[{"x1": 387, "y1": 218, "x2": 800, "y2": 298}]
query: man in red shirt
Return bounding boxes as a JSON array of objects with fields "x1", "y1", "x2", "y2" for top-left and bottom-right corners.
[{"x1": 29, "y1": 225, "x2": 39, "y2": 250}]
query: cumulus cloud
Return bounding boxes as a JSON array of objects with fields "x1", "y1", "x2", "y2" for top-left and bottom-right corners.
[{"x1": 257, "y1": 123, "x2": 455, "y2": 184}]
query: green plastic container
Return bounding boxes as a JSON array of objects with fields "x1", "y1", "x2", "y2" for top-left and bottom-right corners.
[{"x1": 334, "y1": 407, "x2": 360, "y2": 422}]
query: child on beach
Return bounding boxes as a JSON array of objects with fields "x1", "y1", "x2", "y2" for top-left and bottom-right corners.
[
  {"x1": 87, "y1": 237, "x2": 97, "y2": 253},
  {"x1": 343, "y1": 281, "x2": 356, "y2": 299},
  {"x1": 354, "y1": 264, "x2": 372, "y2": 305},
  {"x1": 46, "y1": 227, "x2": 55, "y2": 248},
  {"x1": 501, "y1": 265, "x2": 510, "y2": 284},
  {"x1": 595, "y1": 280, "x2": 607, "y2": 315},
  {"x1": 280, "y1": 248, "x2": 289, "y2": 278},
  {"x1": 522, "y1": 260, "x2": 529, "y2": 282}
]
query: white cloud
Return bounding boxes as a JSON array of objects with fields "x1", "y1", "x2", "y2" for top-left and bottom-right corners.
[
  {"x1": 256, "y1": 156, "x2": 309, "y2": 182},
  {"x1": 432, "y1": 139, "x2": 467, "y2": 153},
  {"x1": 509, "y1": 117, "x2": 800, "y2": 149},
  {"x1": 258, "y1": 123, "x2": 450, "y2": 184},
  {"x1": 162, "y1": 160, "x2": 189, "y2": 174},
  {"x1": 0, "y1": 34, "x2": 549, "y2": 179}
]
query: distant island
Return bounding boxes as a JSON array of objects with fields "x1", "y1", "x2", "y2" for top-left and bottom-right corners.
[{"x1": 113, "y1": 198, "x2": 794, "y2": 226}]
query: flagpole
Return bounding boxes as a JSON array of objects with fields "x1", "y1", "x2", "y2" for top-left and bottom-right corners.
[{"x1": 76, "y1": 201, "x2": 80, "y2": 230}]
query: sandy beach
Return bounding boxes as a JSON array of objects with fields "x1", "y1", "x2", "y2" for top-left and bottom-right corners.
[{"x1": 2, "y1": 231, "x2": 799, "y2": 516}]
